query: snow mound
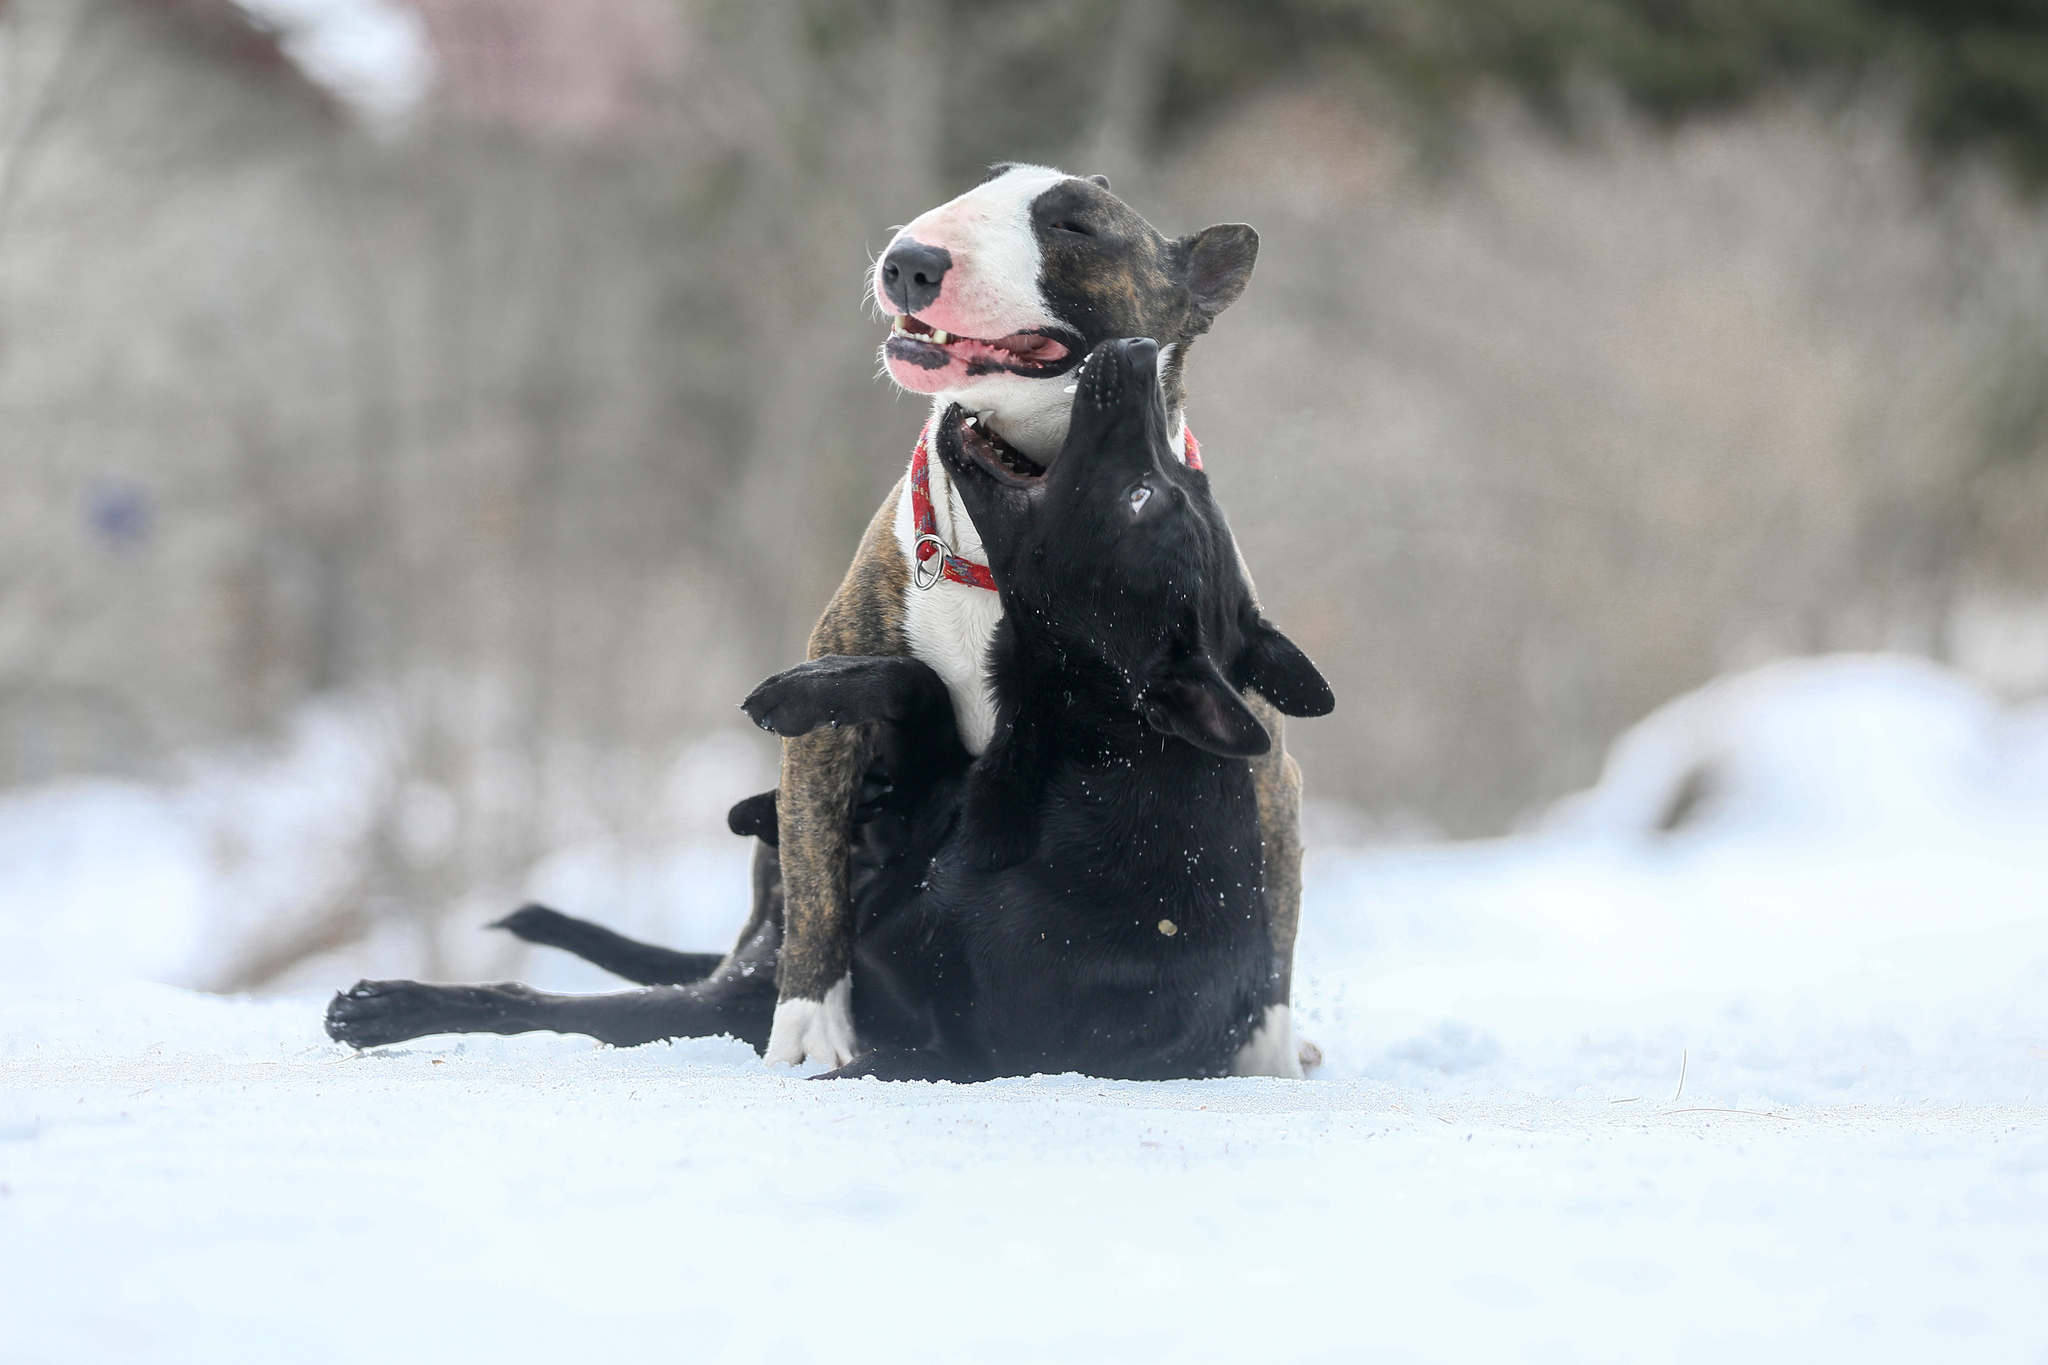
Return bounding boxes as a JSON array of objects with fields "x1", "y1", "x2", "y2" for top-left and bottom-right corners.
[
  {"x1": 1293, "y1": 654, "x2": 2048, "y2": 1107},
  {"x1": 1551, "y1": 653, "x2": 2048, "y2": 840}
]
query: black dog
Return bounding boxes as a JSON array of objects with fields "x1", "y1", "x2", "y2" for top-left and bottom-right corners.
[{"x1": 325, "y1": 338, "x2": 1332, "y2": 1080}]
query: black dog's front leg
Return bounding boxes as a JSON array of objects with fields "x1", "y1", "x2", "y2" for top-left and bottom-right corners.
[{"x1": 742, "y1": 655, "x2": 955, "y2": 739}]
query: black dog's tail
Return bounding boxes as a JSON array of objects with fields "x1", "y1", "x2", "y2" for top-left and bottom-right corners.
[
  {"x1": 490, "y1": 904, "x2": 726, "y2": 986},
  {"x1": 488, "y1": 788, "x2": 790, "y2": 986}
]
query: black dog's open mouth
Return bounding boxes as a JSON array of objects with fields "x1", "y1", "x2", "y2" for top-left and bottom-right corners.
[
  {"x1": 936, "y1": 404, "x2": 1048, "y2": 488},
  {"x1": 886, "y1": 315, "x2": 1083, "y2": 379}
]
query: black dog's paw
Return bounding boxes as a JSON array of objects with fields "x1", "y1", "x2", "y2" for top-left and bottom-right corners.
[
  {"x1": 726, "y1": 790, "x2": 779, "y2": 843},
  {"x1": 326, "y1": 979, "x2": 426, "y2": 1049},
  {"x1": 741, "y1": 656, "x2": 892, "y2": 737},
  {"x1": 741, "y1": 662, "x2": 842, "y2": 737},
  {"x1": 324, "y1": 979, "x2": 509, "y2": 1050}
]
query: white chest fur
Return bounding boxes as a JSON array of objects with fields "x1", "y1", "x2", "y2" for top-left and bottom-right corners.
[
  {"x1": 893, "y1": 422, "x2": 1004, "y2": 755},
  {"x1": 890, "y1": 390, "x2": 1197, "y2": 755}
]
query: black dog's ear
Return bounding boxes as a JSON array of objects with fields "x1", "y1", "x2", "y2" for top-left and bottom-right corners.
[
  {"x1": 1234, "y1": 616, "x2": 1335, "y2": 718},
  {"x1": 1085, "y1": 173, "x2": 1111, "y2": 190},
  {"x1": 1179, "y1": 224, "x2": 1259, "y2": 327},
  {"x1": 1143, "y1": 653, "x2": 1271, "y2": 757}
]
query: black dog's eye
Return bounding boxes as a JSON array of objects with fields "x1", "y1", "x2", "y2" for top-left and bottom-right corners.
[
  {"x1": 1051, "y1": 220, "x2": 1093, "y2": 237},
  {"x1": 1127, "y1": 484, "x2": 1152, "y2": 515}
]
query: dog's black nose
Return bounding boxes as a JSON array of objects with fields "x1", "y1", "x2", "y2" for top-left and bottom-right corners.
[{"x1": 880, "y1": 239, "x2": 951, "y2": 315}]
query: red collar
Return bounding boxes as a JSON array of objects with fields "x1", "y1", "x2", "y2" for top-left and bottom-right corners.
[{"x1": 909, "y1": 418, "x2": 1202, "y2": 592}]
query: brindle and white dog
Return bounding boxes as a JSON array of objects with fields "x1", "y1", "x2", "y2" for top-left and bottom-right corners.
[{"x1": 740, "y1": 163, "x2": 1311, "y2": 1076}]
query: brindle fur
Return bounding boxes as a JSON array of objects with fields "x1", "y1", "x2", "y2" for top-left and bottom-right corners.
[
  {"x1": 770, "y1": 479, "x2": 910, "y2": 1003},
  {"x1": 1022, "y1": 177, "x2": 1255, "y2": 423},
  {"x1": 1248, "y1": 700, "x2": 1303, "y2": 1009}
]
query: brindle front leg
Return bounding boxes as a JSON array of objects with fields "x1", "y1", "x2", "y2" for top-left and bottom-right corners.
[
  {"x1": 759, "y1": 480, "x2": 914, "y2": 1066},
  {"x1": 1233, "y1": 696, "x2": 1310, "y2": 1077},
  {"x1": 766, "y1": 720, "x2": 882, "y2": 1066},
  {"x1": 746, "y1": 653, "x2": 960, "y2": 1066}
]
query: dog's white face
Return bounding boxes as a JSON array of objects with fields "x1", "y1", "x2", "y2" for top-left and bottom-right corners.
[
  {"x1": 873, "y1": 164, "x2": 1257, "y2": 461},
  {"x1": 874, "y1": 165, "x2": 1084, "y2": 457}
]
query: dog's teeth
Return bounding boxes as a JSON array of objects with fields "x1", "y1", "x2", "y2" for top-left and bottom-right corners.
[
  {"x1": 1063, "y1": 385, "x2": 1078, "y2": 394},
  {"x1": 931, "y1": 330, "x2": 951, "y2": 344},
  {"x1": 962, "y1": 415, "x2": 978, "y2": 427},
  {"x1": 891, "y1": 315, "x2": 907, "y2": 333}
]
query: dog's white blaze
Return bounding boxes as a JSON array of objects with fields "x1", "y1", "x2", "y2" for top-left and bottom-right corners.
[
  {"x1": 889, "y1": 163, "x2": 1065, "y2": 337},
  {"x1": 765, "y1": 974, "x2": 856, "y2": 1068},
  {"x1": 882, "y1": 170, "x2": 1195, "y2": 465},
  {"x1": 1229, "y1": 1004, "x2": 1304, "y2": 1079},
  {"x1": 884, "y1": 165, "x2": 1082, "y2": 464},
  {"x1": 895, "y1": 405, "x2": 1004, "y2": 754}
]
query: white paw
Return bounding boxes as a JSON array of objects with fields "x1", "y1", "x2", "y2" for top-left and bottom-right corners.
[
  {"x1": 1230, "y1": 1004, "x2": 1305, "y2": 1079},
  {"x1": 765, "y1": 975, "x2": 856, "y2": 1067}
]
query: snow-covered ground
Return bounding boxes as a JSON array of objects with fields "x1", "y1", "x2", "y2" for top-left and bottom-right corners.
[{"x1": 4, "y1": 655, "x2": 2047, "y2": 1362}]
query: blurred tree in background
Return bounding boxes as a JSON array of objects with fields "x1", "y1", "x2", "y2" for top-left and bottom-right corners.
[
  {"x1": 2, "y1": 0, "x2": 2045, "y2": 986},
  {"x1": 1163, "y1": 0, "x2": 2048, "y2": 186},
  {"x1": 785, "y1": 0, "x2": 2048, "y2": 188}
]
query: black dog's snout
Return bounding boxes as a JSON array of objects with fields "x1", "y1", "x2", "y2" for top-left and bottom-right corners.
[
  {"x1": 1077, "y1": 336, "x2": 1158, "y2": 407},
  {"x1": 880, "y1": 239, "x2": 952, "y2": 314},
  {"x1": 1106, "y1": 335, "x2": 1158, "y2": 382}
]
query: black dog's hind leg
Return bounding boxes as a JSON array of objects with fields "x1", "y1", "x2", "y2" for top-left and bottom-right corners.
[
  {"x1": 325, "y1": 969, "x2": 778, "y2": 1052},
  {"x1": 490, "y1": 904, "x2": 725, "y2": 986},
  {"x1": 332, "y1": 876, "x2": 786, "y2": 1053}
]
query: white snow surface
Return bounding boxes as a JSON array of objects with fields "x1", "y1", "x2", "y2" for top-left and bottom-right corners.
[{"x1": 3, "y1": 654, "x2": 2047, "y2": 1361}]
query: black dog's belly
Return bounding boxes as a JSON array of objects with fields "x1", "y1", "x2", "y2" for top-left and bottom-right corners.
[
  {"x1": 916, "y1": 854, "x2": 1272, "y2": 1080},
  {"x1": 980, "y1": 944, "x2": 1266, "y2": 1080}
]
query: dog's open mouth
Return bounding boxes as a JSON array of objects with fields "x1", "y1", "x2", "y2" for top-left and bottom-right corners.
[
  {"x1": 887, "y1": 315, "x2": 1078, "y2": 379},
  {"x1": 938, "y1": 404, "x2": 1047, "y2": 488}
]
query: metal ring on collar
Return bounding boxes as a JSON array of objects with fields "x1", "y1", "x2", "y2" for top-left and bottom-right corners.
[{"x1": 913, "y1": 534, "x2": 950, "y2": 591}]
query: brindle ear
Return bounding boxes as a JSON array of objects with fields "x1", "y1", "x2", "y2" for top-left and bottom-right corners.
[
  {"x1": 1142, "y1": 654, "x2": 1272, "y2": 757},
  {"x1": 1181, "y1": 223, "x2": 1259, "y2": 325},
  {"x1": 1233, "y1": 615, "x2": 1335, "y2": 718}
]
